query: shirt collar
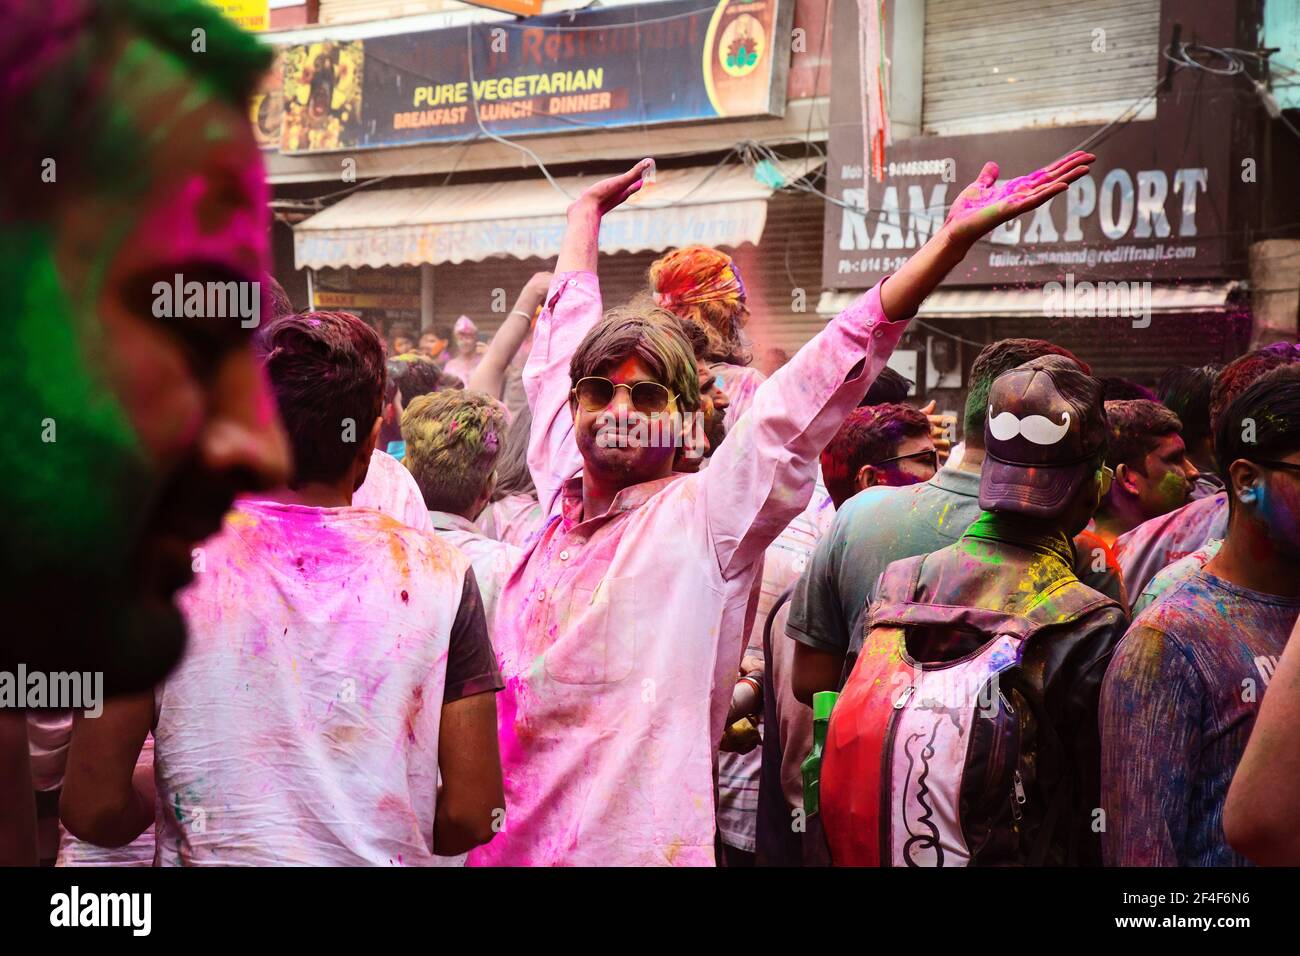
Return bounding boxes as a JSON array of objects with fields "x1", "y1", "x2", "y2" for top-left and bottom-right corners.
[
  {"x1": 560, "y1": 473, "x2": 685, "y2": 527},
  {"x1": 961, "y1": 510, "x2": 1075, "y2": 565},
  {"x1": 930, "y1": 465, "x2": 982, "y2": 498},
  {"x1": 428, "y1": 510, "x2": 479, "y2": 534}
]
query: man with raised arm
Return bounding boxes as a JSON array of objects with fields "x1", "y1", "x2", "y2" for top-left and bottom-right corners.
[{"x1": 468, "y1": 151, "x2": 1093, "y2": 866}]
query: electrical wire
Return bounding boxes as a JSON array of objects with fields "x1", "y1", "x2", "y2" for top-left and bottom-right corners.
[
  {"x1": 1162, "y1": 42, "x2": 1244, "y2": 76},
  {"x1": 462, "y1": 24, "x2": 578, "y2": 200},
  {"x1": 289, "y1": 31, "x2": 1194, "y2": 218},
  {"x1": 910, "y1": 317, "x2": 994, "y2": 348},
  {"x1": 1166, "y1": 41, "x2": 1300, "y2": 147},
  {"x1": 1067, "y1": 75, "x2": 1164, "y2": 154},
  {"x1": 284, "y1": 33, "x2": 1300, "y2": 265},
  {"x1": 489, "y1": 3, "x2": 717, "y2": 32}
]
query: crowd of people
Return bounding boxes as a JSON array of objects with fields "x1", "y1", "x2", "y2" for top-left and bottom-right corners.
[{"x1": 3, "y1": 0, "x2": 1300, "y2": 870}]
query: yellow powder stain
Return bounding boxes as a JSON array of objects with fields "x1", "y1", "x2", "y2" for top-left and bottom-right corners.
[
  {"x1": 226, "y1": 510, "x2": 259, "y2": 529},
  {"x1": 665, "y1": 838, "x2": 684, "y2": 864},
  {"x1": 324, "y1": 725, "x2": 362, "y2": 747},
  {"x1": 386, "y1": 532, "x2": 411, "y2": 581}
]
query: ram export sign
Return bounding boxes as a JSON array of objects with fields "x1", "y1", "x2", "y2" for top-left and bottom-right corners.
[
  {"x1": 825, "y1": 127, "x2": 1230, "y2": 288},
  {"x1": 822, "y1": 0, "x2": 1239, "y2": 288}
]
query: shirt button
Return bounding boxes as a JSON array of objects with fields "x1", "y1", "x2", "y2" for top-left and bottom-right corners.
[
  {"x1": 872, "y1": 327, "x2": 885, "y2": 338},
  {"x1": 537, "y1": 590, "x2": 547, "y2": 602},
  {"x1": 559, "y1": 550, "x2": 571, "y2": 561}
]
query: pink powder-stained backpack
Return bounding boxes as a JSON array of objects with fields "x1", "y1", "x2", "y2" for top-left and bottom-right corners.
[{"x1": 819, "y1": 553, "x2": 1117, "y2": 867}]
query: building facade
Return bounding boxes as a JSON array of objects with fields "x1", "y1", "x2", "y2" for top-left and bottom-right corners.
[
  {"x1": 258, "y1": 0, "x2": 832, "y2": 361},
  {"x1": 820, "y1": 0, "x2": 1298, "y2": 425}
]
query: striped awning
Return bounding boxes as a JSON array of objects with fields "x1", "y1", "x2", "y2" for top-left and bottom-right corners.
[
  {"x1": 294, "y1": 158, "x2": 823, "y2": 270},
  {"x1": 816, "y1": 282, "x2": 1242, "y2": 318}
]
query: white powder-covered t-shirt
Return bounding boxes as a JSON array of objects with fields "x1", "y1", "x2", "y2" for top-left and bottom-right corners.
[
  {"x1": 161, "y1": 501, "x2": 498, "y2": 866},
  {"x1": 354, "y1": 449, "x2": 433, "y2": 532},
  {"x1": 428, "y1": 511, "x2": 523, "y2": 635}
]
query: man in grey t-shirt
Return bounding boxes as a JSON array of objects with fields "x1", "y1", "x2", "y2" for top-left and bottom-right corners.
[
  {"x1": 788, "y1": 338, "x2": 1089, "y2": 703},
  {"x1": 1101, "y1": 367, "x2": 1300, "y2": 866}
]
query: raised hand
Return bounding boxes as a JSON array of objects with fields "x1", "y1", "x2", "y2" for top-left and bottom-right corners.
[
  {"x1": 943, "y1": 151, "x2": 1094, "y2": 249},
  {"x1": 558, "y1": 158, "x2": 655, "y2": 274},
  {"x1": 571, "y1": 158, "x2": 655, "y2": 217},
  {"x1": 919, "y1": 399, "x2": 955, "y2": 465},
  {"x1": 521, "y1": 270, "x2": 554, "y2": 303},
  {"x1": 878, "y1": 150, "x2": 1096, "y2": 322}
]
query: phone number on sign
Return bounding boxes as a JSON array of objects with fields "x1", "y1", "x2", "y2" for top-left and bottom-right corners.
[{"x1": 837, "y1": 256, "x2": 910, "y2": 274}]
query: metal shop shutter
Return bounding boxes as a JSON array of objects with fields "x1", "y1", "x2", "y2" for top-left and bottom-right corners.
[
  {"x1": 989, "y1": 310, "x2": 1249, "y2": 387},
  {"x1": 922, "y1": 0, "x2": 1161, "y2": 136},
  {"x1": 426, "y1": 251, "x2": 658, "y2": 340}
]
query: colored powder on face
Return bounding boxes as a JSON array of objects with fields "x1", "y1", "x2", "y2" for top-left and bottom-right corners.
[
  {"x1": 1251, "y1": 483, "x2": 1299, "y2": 563},
  {"x1": 3, "y1": 226, "x2": 143, "y2": 570},
  {"x1": 2, "y1": 6, "x2": 271, "y2": 577},
  {"x1": 1155, "y1": 469, "x2": 1189, "y2": 511}
]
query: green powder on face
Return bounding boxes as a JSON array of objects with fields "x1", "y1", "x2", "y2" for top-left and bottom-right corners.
[
  {"x1": 1155, "y1": 469, "x2": 1188, "y2": 510},
  {"x1": 1, "y1": 0, "x2": 273, "y2": 573},
  {"x1": 1, "y1": 227, "x2": 144, "y2": 571}
]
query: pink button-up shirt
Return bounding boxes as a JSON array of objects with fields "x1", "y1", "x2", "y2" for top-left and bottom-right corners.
[{"x1": 466, "y1": 271, "x2": 906, "y2": 866}]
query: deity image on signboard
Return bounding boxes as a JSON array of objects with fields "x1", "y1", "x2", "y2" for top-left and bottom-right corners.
[
  {"x1": 282, "y1": 41, "x2": 364, "y2": 152},
  {"x1": 251, "y1": 50, "x2": 285, "y2": 151},
  {"x1": 704, "y1": 1, "x2": 778, "y2": 118},
  {"x1": 720, "y1": 14, "x2": 764, "y2": 77}
]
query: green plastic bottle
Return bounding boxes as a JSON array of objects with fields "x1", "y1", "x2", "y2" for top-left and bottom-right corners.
[{"x1": 801, "y1": 690, "x2": 839, "y2": 817}]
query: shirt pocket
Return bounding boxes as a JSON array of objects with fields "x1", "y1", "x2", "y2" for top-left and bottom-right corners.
[{"x1": 543, "y1": 576, "x2": 638, "y2": 685}]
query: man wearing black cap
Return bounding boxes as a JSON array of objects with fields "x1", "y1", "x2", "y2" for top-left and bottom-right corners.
[
  {"x1": 819, "y1": 356, "x2": 1125, "y2": 866},
  {"x1": 789, "y1": 338, "x2": 1091, "y2": 705}
]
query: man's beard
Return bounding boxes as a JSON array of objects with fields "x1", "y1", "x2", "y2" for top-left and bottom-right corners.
[
  {"x1": 0, "y1": 453, "x2": 248, "y2": 696},
  {"x1": 2, "y1": 564, "x2": 187, "y2": 698},
  {"x1": 705, "y1": 407, "x2": 728, "y2": 455}
]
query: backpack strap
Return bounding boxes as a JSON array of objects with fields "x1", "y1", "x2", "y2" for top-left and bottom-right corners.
[
  {"x1": 1019, "y1": 577, "x2": 1121, "y2": 632},
  {"x1": 866, "y1": 566, "x2": 1121, "y2": 640},
  {"x1": 870, "y1": 554, "x2": 927, "y2": 610}
]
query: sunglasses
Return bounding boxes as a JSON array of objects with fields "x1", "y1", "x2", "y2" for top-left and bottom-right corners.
[
  {"x1": 572, "y1": 376, "x2": 675, "y2": 414},
  {"x1": 875, "y1": 449, "x2": 940, "y2": 473},
  {"x1": 1254, "y1": 459, "x2": 1300, "y2": 475}
]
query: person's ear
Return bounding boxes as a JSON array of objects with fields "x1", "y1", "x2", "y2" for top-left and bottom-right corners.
[
  {"x1": 856, "y1": 464, "x2": 878, "y2": 491},
  {"x1": 1115, "y1": 462, "x2": 1142, "y2": 496},
  {"x1": 1228, "y1": 459, "x2": 1263, "y2": 505}
]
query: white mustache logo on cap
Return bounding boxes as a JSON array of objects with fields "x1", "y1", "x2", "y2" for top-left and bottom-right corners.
[{"x1": 988, "y1": 407, "x2": 1072, "y2": 445}]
